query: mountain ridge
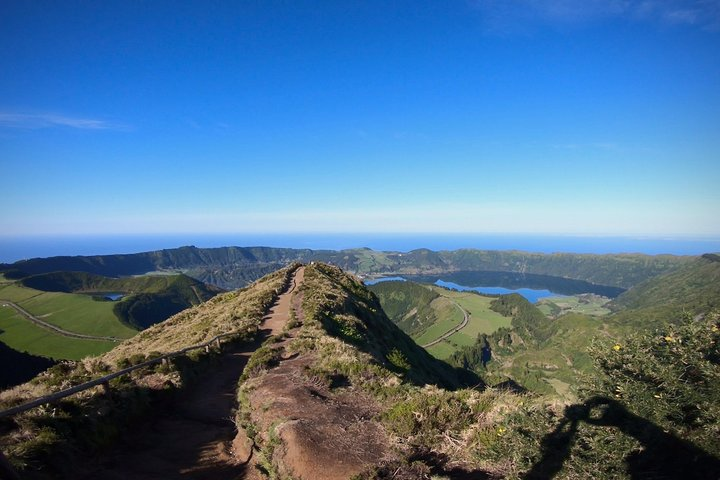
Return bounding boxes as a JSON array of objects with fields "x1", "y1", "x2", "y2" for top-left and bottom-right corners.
[{"x1": 0, "y1": 245, "x2": 693, "y2": 290}]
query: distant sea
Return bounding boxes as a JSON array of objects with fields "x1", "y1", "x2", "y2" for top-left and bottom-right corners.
[{"x1": 1, "y1": 233, "x2": 719, "y2": 264}]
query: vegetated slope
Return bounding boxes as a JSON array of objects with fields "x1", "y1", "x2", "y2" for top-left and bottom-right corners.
[
  {"x1": 236, "y1": 262, "x2": 484, "y2": 478},
  {"x1": 367, "y1": 280, "x2": 448, "y2": 336},
  {"x1": 1, "y1": 245, "x2": 691, "y2": 290},
  {"x1": 20, "y1": 271, "x2": 223, "y2": 330},
  {"x1": 369, "y1": 281, "x2": 513, "y2": 359},
  {"x1": 0, "y1": 265, "x2": 298, "y2": 479},
  {"x1": 238, "y1": 263, "x2": 720, "y2": 478},
  {"x1": 610, "y1": 253, "x2": 720, "y2": 325},
  {"x1": 0, "y1": 342, "x2": 55, "y2": 389},
  {"x1": 447, "y1": 254, "x2": 720, "y2": 398}
]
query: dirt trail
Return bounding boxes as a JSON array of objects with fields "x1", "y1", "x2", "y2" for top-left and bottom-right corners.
[{"x1": 80, "y1": 267, "x2": 304, "y2": 480}]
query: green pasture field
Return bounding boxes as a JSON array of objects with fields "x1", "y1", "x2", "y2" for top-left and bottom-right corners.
[
  {"x1": 353, "y1": 250, "x2": 395, "y2": 273},
  {"x1": 401, "y1": 285, "x2": 513, "y2": 359},
  {"x1": 0, "y1": 283, "x2": 44, "y2": 302},
  {"x1": 537, "y1": 295, "x2": 611, "y2": 317},
  {"x1": 426, "y1": 340, "x2": 457, "y2": 359},
  {"x1": 412, "y1": 297, "x2": 463, "y2": 345},
  {"x1": 0, "y1": 283, "x2": 137, "y2": 338},
  {"x1": 0, "y1": 307, "x2": 117, "y2": 360},
  {"x1": 424, "y1": 287, "x2": 512, "y2": 348}
]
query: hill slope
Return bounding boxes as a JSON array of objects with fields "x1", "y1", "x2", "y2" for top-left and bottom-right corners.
[
  {"x1": 611, "y1": 253, "x2": 720, "y2": 324},
  {"x1": 20, "y1": 271, "x2": 223, "y2": 330}
]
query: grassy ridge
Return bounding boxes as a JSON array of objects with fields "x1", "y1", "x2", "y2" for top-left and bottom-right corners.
[{"x1": 0, "y1": 264, "x2": 299, "y2": 478}]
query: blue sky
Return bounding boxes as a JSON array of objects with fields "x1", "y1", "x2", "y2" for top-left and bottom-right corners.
[{"x1": 2, "y1": 0, "x2": 719, "y2": 237}]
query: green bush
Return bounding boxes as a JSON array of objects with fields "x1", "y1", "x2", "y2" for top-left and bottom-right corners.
[{"x1": 586, "y1": 312, "x2": 720, "y2": 456}]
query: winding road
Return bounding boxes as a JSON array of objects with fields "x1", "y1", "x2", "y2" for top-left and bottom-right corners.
[
  {"x1": 0, "y1": 300, "x2": 123, "y2": 342},
  {"x1": 420, "y1": 301, "x2": 470, "y2": 348}
]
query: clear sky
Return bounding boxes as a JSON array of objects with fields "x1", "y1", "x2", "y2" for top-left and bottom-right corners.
[{"x1": 2, "y1": 1, "x2": 719, "y2": 237}]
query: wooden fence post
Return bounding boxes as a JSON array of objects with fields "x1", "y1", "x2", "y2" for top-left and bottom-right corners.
[{"x1": 101, "y1": 380, "x2": 112, "y2": 399}]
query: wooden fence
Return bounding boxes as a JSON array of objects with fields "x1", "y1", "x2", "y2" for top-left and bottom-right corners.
[{"x1": 0, "y1": 330, "x2": 237, "y2": 419}]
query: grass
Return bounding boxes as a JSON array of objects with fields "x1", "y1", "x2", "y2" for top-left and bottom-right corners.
[
  {"x1": 537, "y1": 294, "x2": 611, "y2": 317},
  {"x1": 0, "y1": 306, "x2": 117, "y2": 359},
  {"x1": 425, "y1": 340, "x2": 457, "y2": 359},
  {"x1": 0, "y1": 283, "x2": 44, "y2": 302},
  {"x1": 412, "y1": 300, "x2": 462, "y2": 345},
  {"x1": 411, "y1": 286, "x2": 512, "y2": 357},
  {"x1": 0, "y1": 283, "x2": 136, "y2": 338}
]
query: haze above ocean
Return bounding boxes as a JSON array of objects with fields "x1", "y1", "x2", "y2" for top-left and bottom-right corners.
[{"x1": 1, "y1": 234, "x2": 719, "y2": 264}]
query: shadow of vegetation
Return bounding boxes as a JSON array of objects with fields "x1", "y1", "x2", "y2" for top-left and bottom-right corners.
[{"x1": 524, "y1": 396, "x2": 720, "y2": 480}]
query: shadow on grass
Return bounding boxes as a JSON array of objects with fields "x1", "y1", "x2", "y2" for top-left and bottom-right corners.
[{"x1": 524, "y1": 396, "x2": 720, "y2": 479}]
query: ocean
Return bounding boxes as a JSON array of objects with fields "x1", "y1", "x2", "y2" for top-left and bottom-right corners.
[{"x1": 1, "y1": 233, "x2": 719, "y2": 264}]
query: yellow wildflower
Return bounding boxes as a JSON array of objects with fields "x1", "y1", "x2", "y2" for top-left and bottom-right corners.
[
  {"x1": 664, "y1": 336, "x2": 675, "y2": 343},
  {"x1": 613, "y1": 344, "x2": 622, "y2": 351},
  {"x1": 496, "y1": 426, "x2": 506, "y2": 436}
]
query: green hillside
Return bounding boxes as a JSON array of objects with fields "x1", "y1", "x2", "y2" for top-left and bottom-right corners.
[
  {"x1": 0, "y1": 272, "x2": 223, "y2": 362},
  {"x1": 610, "y1": 254, "x2": 720, "y2": 326},
  {"x1": 369, "y1": 281, "x2": 513, "y2": 359},
  {"x1": 367, "y1": 281, "x2": 447, "y2": 336},
  {"x1": 447, "y1": 255, "x2": 720, "y2": 398},
  {"x1": 20, "y1": 271, "x2": 223, "y2": 330}
]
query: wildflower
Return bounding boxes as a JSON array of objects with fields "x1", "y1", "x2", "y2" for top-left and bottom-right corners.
[
  {"x1": 664, "y1": 336, "x2": 675, "y2": 343},
  {"x1": 496, "y1": 426, "x2": 506, "y2": 436},
  {"x1": 613, "y1": 344, "x2": 622, "y2": 351}
]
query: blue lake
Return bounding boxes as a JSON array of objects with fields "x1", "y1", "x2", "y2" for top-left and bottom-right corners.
[
  {"x1": 365, "y1": 276, "x2": 563, "y2": 303},
  {"x1": 434, "y1": 280, "x2": 562, "y2": 304}
]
